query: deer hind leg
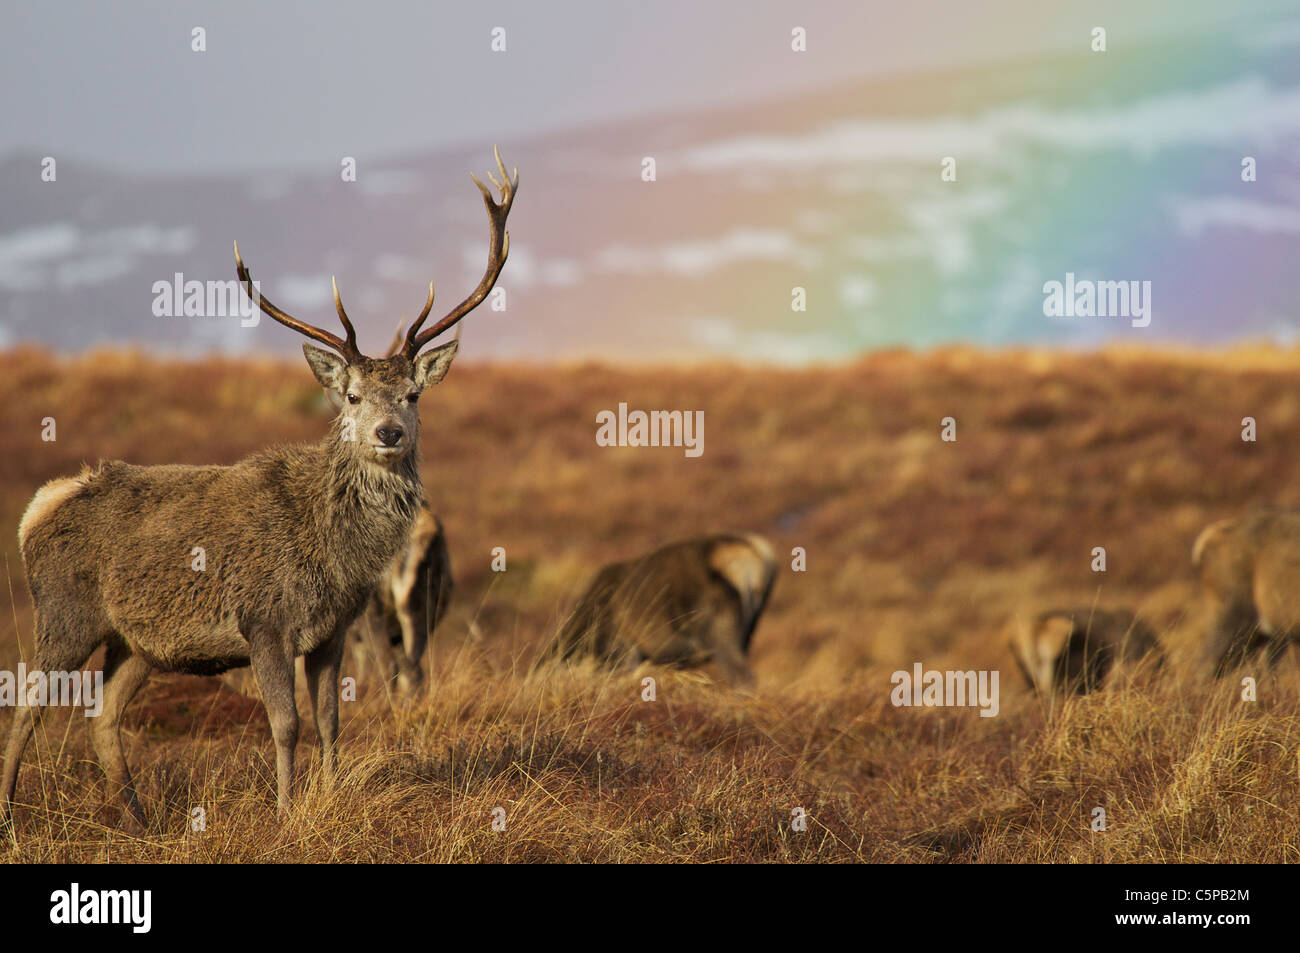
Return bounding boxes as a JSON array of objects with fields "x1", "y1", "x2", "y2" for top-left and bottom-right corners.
[
  {"x1": 90, "y1": 638, "x2": 152, "y2": 832},
  {"x1": 250, "y1": 632, "x2": 298, "y2": 816},
  {"x1": 1, "y1": 607, "x2": 106, "y2": 836},
  {"x1": 0, "y1": 704, "x2": 37, "y2": 838},
  {"x1": 304, "y1": 629, "x2": 346, "y2": 788}
]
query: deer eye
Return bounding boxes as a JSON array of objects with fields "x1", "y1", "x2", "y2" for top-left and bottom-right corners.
[
  {"x1": 406, "y1": 394, "x2": 419, "y2": 404},
  {"x1": 346, "y1": 393, "x2": 360, "y2": 405}
]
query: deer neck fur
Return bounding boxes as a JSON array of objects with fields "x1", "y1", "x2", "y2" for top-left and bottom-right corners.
[{"x1": 314, "y1": 416, "x2": 423, "y2": 590}]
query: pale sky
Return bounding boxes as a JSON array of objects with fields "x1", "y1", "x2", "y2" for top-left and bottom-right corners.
[{"x1": 1, "y1": 0, "x2": 1281, "y2": 173}]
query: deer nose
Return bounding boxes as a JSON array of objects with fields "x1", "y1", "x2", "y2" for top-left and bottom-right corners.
[{"x1": 375, "y1": 426, "x2": 404, "y2": 447}]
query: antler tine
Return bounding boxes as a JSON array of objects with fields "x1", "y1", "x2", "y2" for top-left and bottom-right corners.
[
  {"x1": 234, "y1": 242, "x2": 359, "y2": 360},
  {"x1": 492, "y1": 142, "x2": 518, "y2": 195},
  {"x1": 402, "y1": 281, "x2": 435, "y2": 352},
  {"x1": 331, "y1": 276, "x2": 360, "y2": 357},
  {"x1": 384, "y1": 316, "x2": 408, "y2": 359},
  {"x1": 403, "y1": 148, "x2": 518, "y2": 358}
]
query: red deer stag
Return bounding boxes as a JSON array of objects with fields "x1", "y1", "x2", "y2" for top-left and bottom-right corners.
[{"x1": 2, "y1": 150, "x2": 517, "y2": 833}]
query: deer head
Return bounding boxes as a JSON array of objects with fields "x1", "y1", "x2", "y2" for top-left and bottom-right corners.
[{"x1": 233, "y1": 147, "x2": 518, "y2": 469}]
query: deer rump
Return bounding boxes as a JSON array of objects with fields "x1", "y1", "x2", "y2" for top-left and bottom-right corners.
[
  {"x1": 349, "y1": 506, "x2": 454, "y2": 690},
  {"x1": 553, "y1": 534, "x2": 777, "y2": 686}
]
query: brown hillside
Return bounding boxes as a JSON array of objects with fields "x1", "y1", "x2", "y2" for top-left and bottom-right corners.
[{"x1": 1, "y1": 345, "x2": 1298, "y2": 862}]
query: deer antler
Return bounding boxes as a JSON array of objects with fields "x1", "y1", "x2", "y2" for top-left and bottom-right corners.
[
  {"x1": 234, "y1": 241, "x2": 361, "y2": 361},
  {"x1": 384, "y1": 317, "x2": 408, "y2": 359},
  {"x1": 387, "y1": 317, "x2": 464, "y2": 360},
  {"x1": 402, "y1": 146, "x2": 518, "y2": 359}
]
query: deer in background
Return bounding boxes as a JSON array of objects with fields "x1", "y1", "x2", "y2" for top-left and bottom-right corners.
[
  {"x1": 2, "y1": 150, "x2": 517, "y2": 833},
  {"x1": 1194, "y1": 508, "x2": 1300, "y2": 676},
  {"x1": 549, "y1": 534, "x2": 778, "y2": 688},
  {"x1": 349, "y1": 499, "x2": 454, "y2": 695},
  {"x1": 1008, "y1": 607, "x2": 1162, "y2": 695}
]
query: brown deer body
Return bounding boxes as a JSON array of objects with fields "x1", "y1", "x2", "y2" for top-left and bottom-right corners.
[
  {"x1": 1009, "y1": 607, "x2": 1161, "y2": 695},
  {"x1": 349, "y1": 500, "x2": 454, "y2": 694},
  {"x1": 1194, "y1": 508, "x2": 1300, "y2": 676},
  {"x1": 551, "y1": 534, "x2": 777, "y2": 688},
  {"x1": 2, "y1": 151, "x2": 516, "y2": 833}
]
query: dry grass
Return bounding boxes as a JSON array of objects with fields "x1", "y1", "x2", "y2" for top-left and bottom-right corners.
[{"x1": 2, "y1": 344, "x2": 1300, "y2": 862}]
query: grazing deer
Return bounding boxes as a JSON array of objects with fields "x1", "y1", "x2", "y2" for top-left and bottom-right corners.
[
  {"x1": 349, "y1": 500, "x2": 454, "y2": 694},
  {"x1": 2, "y1": 151, "x2": 516, "y2": 833},
  {"x1": 1009, "y1": 607, "x2": 1161, "y2": 695},
  {"x1": 550, "y1": 534, "x2": 777, "y2": 688},
  {"x1": 1194, "y1": 508, "x2": 1300, "y2": 677}
]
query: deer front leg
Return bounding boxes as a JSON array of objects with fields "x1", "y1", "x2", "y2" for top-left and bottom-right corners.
[
  {"x1": 249, "y1": 631, "x2": 298, "y2": 816},
  {"x1": 705, "y1": 615, "x2": 756, "y2": 691},
  {"x1": 305, "y1": 629, "x2": 346, "y2": 787},
  {"x1": 394, "y1": 603, "x2": 426, "y2": 696},
  {"x1": 710, "y1": 640, "x2": 756, "y2": 690}
]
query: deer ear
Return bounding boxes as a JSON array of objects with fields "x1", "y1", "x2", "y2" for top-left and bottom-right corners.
[
  {"x1": 303, "y1": 343, "x2": 349, "y2": 394},
  {"x1": 413, "y1": 340, "x2": 459, "y2": 390}
]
